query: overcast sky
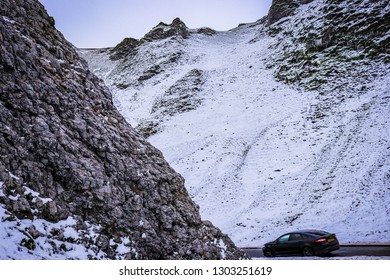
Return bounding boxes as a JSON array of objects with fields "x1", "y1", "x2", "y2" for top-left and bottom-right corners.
[{"x1": 39, "y1": 0, "x2": 273, "y2": 48}]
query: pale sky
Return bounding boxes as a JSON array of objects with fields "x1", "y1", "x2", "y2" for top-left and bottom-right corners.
[{"x1": 39, "y1": 0, "x2": 272, "y2": 48}]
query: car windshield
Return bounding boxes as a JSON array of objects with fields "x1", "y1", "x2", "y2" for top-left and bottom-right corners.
[{"x1": 278, "y1": 234, "x2": 290, "y2": 243}]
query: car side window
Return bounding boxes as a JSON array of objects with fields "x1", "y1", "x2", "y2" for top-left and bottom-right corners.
[
  {"x1": 278, "y1": 234, "x2": 290, "y2": 243},
  {"x1": 289, "y1": 233, "x2": 303, "y2": 241},
  {"x1": 301, "y1": 234, "x2": 311, "y2": 240}
]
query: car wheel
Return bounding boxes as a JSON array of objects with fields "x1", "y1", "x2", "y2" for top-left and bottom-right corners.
[
  {"x1": 302, "y1": 247, "x2": 314, "y2": 257},
  {"x1": 264, "y1": 249, "x2": 275, "y2": 257}
]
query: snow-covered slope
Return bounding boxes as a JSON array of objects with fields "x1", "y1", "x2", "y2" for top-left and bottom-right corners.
[
  {"x1": 80, "y1": 1, "x2": 390, "y2": 246},
  {"x1": 0, "y1": 182, "x2": 104, "y2": 259}
]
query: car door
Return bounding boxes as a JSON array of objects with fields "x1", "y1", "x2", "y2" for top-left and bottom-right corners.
[
  {"x1": 273, "y1": 234, "x2": 291, "y2": 255},
  {"x1": 287, "y1": 233, "x2": 304, "y2": 255}
]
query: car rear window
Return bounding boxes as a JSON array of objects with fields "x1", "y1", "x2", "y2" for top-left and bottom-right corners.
[{"x1": 306, "y1": 230, "x2": 329, "y2": 236}]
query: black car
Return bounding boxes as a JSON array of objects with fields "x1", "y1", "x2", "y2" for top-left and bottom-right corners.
[{"x1": 263, "y1": 230, "x2": 340, "y2": 257}]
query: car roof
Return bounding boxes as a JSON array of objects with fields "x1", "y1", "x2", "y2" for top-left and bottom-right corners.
[{"x1": 288, "y1": 229, "x2": 330, "y2": 235}]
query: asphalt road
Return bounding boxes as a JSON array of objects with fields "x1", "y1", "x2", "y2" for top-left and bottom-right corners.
[{"x1": 243, "y1": 245, "x2": 390, "y2": 259}]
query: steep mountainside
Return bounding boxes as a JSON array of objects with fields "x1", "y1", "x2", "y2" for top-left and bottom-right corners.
[
  {"x1": 81, "y1": 0, "x2": 389, "y2": 247},
  {"x1": 0, "y1": 0, "x2": 246, "y2": 259},
  {"x1": 267, "y1": 0, "x2": 315, "y2": 25}
]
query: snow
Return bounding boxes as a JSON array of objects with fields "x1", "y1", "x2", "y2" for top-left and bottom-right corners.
[
  {"x1": 65, "y1": 2, "x2": 388, "y2": 256},
  {"x1": 8, "y1": 171, "x2": 19, "y2": 180},
  {"x1": 23, "y1": 185, "x2": 52, "y2": 204},
  {"x1": 1, "y1": 16, "x2": 16, "y2": 24},
  {"x1": 108, "y1": 236, "x2": 137, "y2": 259},
  {"x1": 0, "y1": 205, "x2": 98, "y2": 259},
  {"x1": 78, "y1": 48, "x2": 119, "y2": 80},
  {"x1": 80, "y1": 6, "x2": 390, "y2": 250},
  {"x1": 0, "y1": 0, "x2": 387, "y2": 260},
  {"x1": 0, "y1": 181, "x2": 111, "y2": 260},
  {"x1": 216, "y1": 239, "x2": 228, "y2": 259}
]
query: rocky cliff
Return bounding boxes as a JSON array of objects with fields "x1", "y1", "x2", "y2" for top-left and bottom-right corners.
[
  {"x1": 267, "y1": 0, "x2": 314, "y2": 25},
  {"x1": 0, "y1": 0, "x2": 246, "y2": 259}
]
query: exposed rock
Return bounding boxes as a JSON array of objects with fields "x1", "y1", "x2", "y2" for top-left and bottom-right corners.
[
  {"x1": 110, "y1": 37, "x2": 140, "y2": 60},
  {"x1": 138, "y1": 65, "x2": 163, "y2": 81},
  {"x1": 135, "y1": 121, "x2": 161, "y2": 138},
  {"x1": 26, "y1": 225, "x2": 45, "y2": 239},
  {"x1": 151, "y1": 69, "x2": 205, "y2": 117},
  {"x1": 306, "y1": 26, "x2": 335, "y2": 51},
  {"x1": 197, "y1": 27, "x2": 217, "y2": 36},
  {"x1": 268, "y1": 0, "x2": 389, "y2": 92},
  {"x1": 20, "y1": 238, "x2": 36, "y2": 251},
  {"x1": 109, "y1": 18, "x2": 189, "y2": 61},
  {"x1": 0, "y1": 0, "x2": 246, "y2": 260},
  {"x1": 141, "y1": 17, "x2": 190, "y2": 42},
  {"x1": 267, "y1": 0, "x2": 314, "y2": 25},
  {"x1": 134, "y1": 69, "x2": 205, "y2": 138},
  {"x1": 12, "y1": 197, "x2": 31, "y2": 217}
]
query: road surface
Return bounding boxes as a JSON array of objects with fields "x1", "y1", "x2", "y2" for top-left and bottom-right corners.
[{"x1": 243, "y1": 245, "x2": 390, "y2": 259}]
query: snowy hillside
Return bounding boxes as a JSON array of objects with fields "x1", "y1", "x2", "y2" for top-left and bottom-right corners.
[{"x1": 80, "y1": 0, "x2": 390, "y2": 247}]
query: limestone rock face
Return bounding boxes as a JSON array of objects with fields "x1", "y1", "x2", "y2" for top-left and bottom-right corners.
[
  {"x1": 0, "y1": 0, "x2": 246, "y2": 259},
  {"x1": 110, "y1": 37, "x2": 140, "y2": 60},
  {"x1": 142, "y1": 17, "x2": 190, "y2": 42},
  {"x1": 267, "y1": 0, "x2": 314, "y2": 25}
]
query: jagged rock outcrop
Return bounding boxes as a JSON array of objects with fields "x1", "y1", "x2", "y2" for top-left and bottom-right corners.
[
  {"x1": 107, "y1": 18, "x2": 189, "y2": 65},
  {"x1": 110, "y1": 37, "x2": 140, "y2": 60},
  {"x1": 141, "y1": 17, "x2": 190, "y2": 42},
  {"x1": 107, "y1": 19, "x2": 215, "y2": 64},
  {"x1": 267, "y1": 0, "x2": 314, "y2": 25},
  {"x1": 0, "y1": 0, "x2": 247, "y2": 259},
  {"x1": 196, "y1": 27, "x2": 217, "y2": 36}
]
